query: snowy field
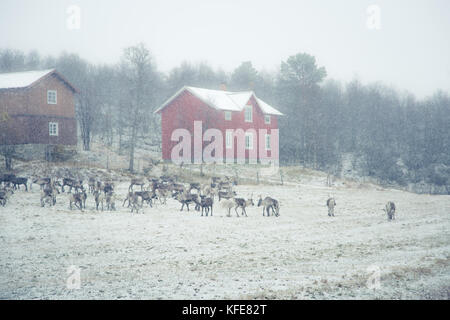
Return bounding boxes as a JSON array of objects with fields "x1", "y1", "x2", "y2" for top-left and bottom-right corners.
[{"x1": 0, "y1": 179, "x2": 449, "y2": 299}]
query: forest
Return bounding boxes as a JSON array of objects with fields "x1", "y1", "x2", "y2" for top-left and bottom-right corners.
[{"x1": 0, "y1": 45, "x2": 449, "y2": 192}]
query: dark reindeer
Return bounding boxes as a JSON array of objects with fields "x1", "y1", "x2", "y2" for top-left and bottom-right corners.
[
  {"x1": 326, "y1": 197, "x2": 336, "y2": 217},
  {"x1": 0, "y1": 187, "x2": 14, "y2": 206},
  {"x1": 194, "y1": 195, "x2": 213, "y2": 216},
  {"x1": 62, "y1": 178, "x2": 83, "y2": 193},
  {"x1": 12, "y1": 177, "x2": 28, "y2": 191},
  {"x1": 175, "y1": 192, "x2": 198, "y2": 211},
  {"x1": 233, "y1": 196, "x2": 254, "y2": 217},
  {"x1": 383, "y1": 201, "x2": 396, "y2": 221}
]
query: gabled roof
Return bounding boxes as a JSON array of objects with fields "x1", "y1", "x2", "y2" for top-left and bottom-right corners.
[
  {"x1": 0, "y1": 69, "x2": 79, "y2": 93},
  {"x1": 154, "y1": 86, "x2": 283, "y2": 116}
]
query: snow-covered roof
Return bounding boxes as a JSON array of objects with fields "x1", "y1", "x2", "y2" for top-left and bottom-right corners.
[
  {"x1": 0, "y1": 69, "x2": 54, "y2": 89},
  {"x1": 0, "y1": 69, "x2": 78, "y2": 92},
  {"x1": 154, "y1": 86, "x2": 283, "y2": 116}
]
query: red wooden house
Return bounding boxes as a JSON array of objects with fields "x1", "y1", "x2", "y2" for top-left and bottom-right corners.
[
  {"x1": 0, "y1": 69, "x2": 78, "y2": 160},
  {"x1": 154, "y1": 86, "x2": 283, "y2": 164}
]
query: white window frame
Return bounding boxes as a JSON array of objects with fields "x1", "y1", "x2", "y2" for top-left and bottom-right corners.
[
  {"x1": 49, "y1": 122, "x2": 58, "y2": 136},
  {"x1": 265, "y1": 115, "x2": 271, "y2": 124},
  {"x1": 226, "y1": 130, "x2": 233, "y2": 149},
  {"x1": 47, "y1": 90, "x2": 57, "y2": 104},
  {"x1": 265, "y1": 134, "x2": 271, "y2": 150},
  {"x1": 224, "y1": 111, "x2": 232, "y2": 121},
  {"x1": 244, "y1": 105, "x2": 252, "y2": 122},
  {"x1": 245, "y1": 132, "x2": 253, "y2": 150}
]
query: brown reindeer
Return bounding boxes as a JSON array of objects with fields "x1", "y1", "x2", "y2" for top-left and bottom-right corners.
[
  {"x1": 94, "y1": 190, "x2": 104, "y2": 211},
  {"x1": 40, "y1": 185, "x2": 57, "y2": 207},
  {"x1": 257, "y1": 195, "x2": 280, "y2": 217},
  {"x1": 69, "y1": 189, "x2": 86, "y2": 211},
  {"x1": 129, "y1": 178, "x2": 145, "y2": 192}
]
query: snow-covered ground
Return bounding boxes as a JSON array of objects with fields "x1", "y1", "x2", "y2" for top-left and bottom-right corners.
[{"x1": 0, "y1": 172, "x2": 449, "y2": 299}]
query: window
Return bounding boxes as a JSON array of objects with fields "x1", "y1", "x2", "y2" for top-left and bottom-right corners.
[
  {"x1": 245, "y1": 132, "x2": 253, "y2": 150},
  {"x1": 224, "y1": 111, "x2": 232, "y2": 121},
  {"x1": 265, "y1": 134, "x2": 271, "y2": 150},
  {"x1": 49, "y1": 122, "x2": 58, "y2": 136},
  {"x1": 47, "y1": 90, "x2": 57, "y2": 104},
  {"x1": 226, "y1": 130, "x2": 233, "y2": 149},
  {"x1": 244, "y1": 105, "x2": 252, "y2": 122},
  {"x1": 265, "y1": 115, "x2": 271, "y2": 124}
]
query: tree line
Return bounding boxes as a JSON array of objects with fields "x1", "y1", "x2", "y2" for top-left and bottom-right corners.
[{"x1": 0, "y1": 46, "x2": 449, "y2": 190}]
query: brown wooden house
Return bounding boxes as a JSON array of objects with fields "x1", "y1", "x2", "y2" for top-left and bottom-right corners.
[{"x1": 0, "y1": 69, "x2": 78, "y2": 160}]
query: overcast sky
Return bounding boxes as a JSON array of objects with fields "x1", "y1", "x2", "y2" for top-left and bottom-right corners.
[{"x1": 1, "y1": 0, "x2": 449, "y2": 97}]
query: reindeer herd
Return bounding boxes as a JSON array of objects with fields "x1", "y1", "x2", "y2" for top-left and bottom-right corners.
[{"x1": 0, "y1": 172, "x2": 397, "y2": 221}]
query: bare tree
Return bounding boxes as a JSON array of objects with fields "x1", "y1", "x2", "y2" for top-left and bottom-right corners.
[{"x1": 120, "y1": 43, "x2": 155, "y2": 172}]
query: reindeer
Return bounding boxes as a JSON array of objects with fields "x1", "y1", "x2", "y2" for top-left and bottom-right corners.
[
  {"x1": 155, "y1": 188, "x2": 168, "y2": 205},
  {"x1": 134, "y1": 190, "x2": 155, "y2": 207},
  {"x1": 194, "y1": 195, "x2": 214, "y2": 216},
  {"x1": 123, "y1": 191, "x2": 133, "y2": 208},
  {"x1": 33, "y1": 177, "x2": 51, "y2": 191},
  {"x1": 218, "y1": 189, "x2": 237, "y2": 201},
  {"x1": 170, "y1": 183, "x2": 186, "y2": 198},
  {"x1": 12, "y1": 177, "x2": 28, "y2": 191},
  {"x1": 0, "y1": 173, "x2": 15, "y2": 187},
  {"x1": 51, "y1": 178, "x2": 62, "y2": 194},
  {"x1": 129, "y1": 178, "x2": 145, "y2": 192},
  {"x1": 220, "y1": 199, "x2": 236, "y2": 217},
  {"x1": 130, "y1": 193, "x2": 143, "y2": 213},
  {"x1": 0, "y1": 187, "x2": 14, "y2": 206},
  {"x1": 257, "y1": 195, "x2": 280, "y2": 217},
  {"x1": 94, "y1": 190, "x2": 105, "y2": 211},
  {"x1": 105, "y1": 191, "x2": 116, "y2": 211},
  {"x1": 40, "y1": 185, "x2": 57, "y2": 207},
  {"x1": 103, "y1": 181, "x2": 114, "y2": 195},
  {"x1": 326, "y1": 197, "x2": 336, "y2": 217},
  {"x1": 189, "y1": 182, "x2": 201, "y2": 193},
  {"x1": 69, "y1": 189, "x2": 86, "y2": 211},
  {"x1": 175, "y1": 192, "x2": 198, "y2": 211},
  {"x1": 62, "y1": 178, "x2": 83, "y2": 193},
  {"x1": 88, "y1": 177, "x2": 96, "y2": 194},
  {"x1": 383, "y1": 201, "x2": 396, "y2": 221},
  {"x1": 234, "y1": 195, "x2": 254, "y2": 217}
]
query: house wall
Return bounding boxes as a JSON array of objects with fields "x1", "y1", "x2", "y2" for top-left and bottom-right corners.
[
  {"x1": 0, "y1": 73, "x2": 77, "y2": 146},
  {"x1": 160, "y1": 90, "x2": 278, "y2": 162}
]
